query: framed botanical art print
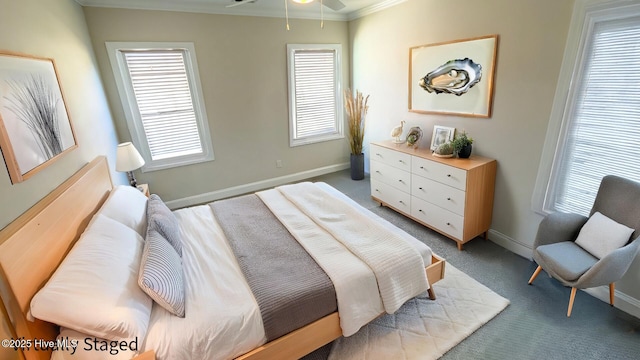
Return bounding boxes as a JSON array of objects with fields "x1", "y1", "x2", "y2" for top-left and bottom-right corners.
[{"x1": 0, "y1": 51, "x2": 77, "y2": 184}]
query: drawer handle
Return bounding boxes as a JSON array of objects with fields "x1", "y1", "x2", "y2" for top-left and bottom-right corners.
[
  {"x1": 418, "y1": 187, "x2": 423, "y2": 190},
  {"x1": 399, "y1": 200, "x2": 405, "y2": 204},
  {"x1": 375, "y1": 189, "x2": 380, "y2": 192},
  {"x1": 375, "y1": 170, "x2": 381, "y2": 174},
  {"x1": 420, "y1": 166, "x2": 424, "y2": 169},
  {"x1": 399, "y1": 160, "x2": 405, "y2": 163},
  {"x1": 447, "y1": 197, "x2": 451, "y2": 201},
  {"x1": 398, "y1": 179, "x2": 404, "y2": 183},
  {"x1": 446, "y1": 222, "x2": 451, "y2": 226},
  {"x1": 447, "y1": 174, "x2": 451, "y2": 177},
  {"x1": 376, "y1": 153, "x2": 382, "y2": 156},
  {"x1": 419, "y1": 209, "x2": 424, "y2": 213}
]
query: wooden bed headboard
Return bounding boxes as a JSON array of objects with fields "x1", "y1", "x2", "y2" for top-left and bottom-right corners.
[{"x1": 0, "y1": 156, "x2": 113, "y2": 360}]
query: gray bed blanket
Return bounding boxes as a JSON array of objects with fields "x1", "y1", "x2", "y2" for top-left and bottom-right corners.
[{"x1": 210, "y1": 194, "x2": 337, "y2": 341}]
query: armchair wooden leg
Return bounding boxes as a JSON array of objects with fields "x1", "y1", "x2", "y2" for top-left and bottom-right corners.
[
  {"x1": 609, "y1": 283, "x2": 615, "y2": 306},
  {"x1": 528, "y1": 265, "x2": 543, "y2": 285},
  {"x1": 567, "y1": 287, "x2": 577, "y2": 317}
]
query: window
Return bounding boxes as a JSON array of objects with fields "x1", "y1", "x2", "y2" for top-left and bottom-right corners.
[
  {"x1": 287, "y1": 44, "x2": 343, "y2": 147},
  {"x1": 534, "y1": 1, "x2": 640, "y2": 216},
  {"x1": 106, "y1": 42, "x2": 214, "y2": 171}
]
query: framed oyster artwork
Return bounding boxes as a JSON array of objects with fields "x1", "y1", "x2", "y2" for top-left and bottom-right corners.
[{"x1": 409, "y1": 35, "x2": 498, "y2": 118}]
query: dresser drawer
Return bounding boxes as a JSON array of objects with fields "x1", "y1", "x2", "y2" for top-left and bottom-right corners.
[
  {"x1": 412, "y1": 156, "x2": 467, "y2": 191},
  {"x1": 371, "y1": 179, "x2": 411, "y2": 214},
  {"x1": 411, "y1": 197, "x2": 463, "y2": 240},
  {"x1": 412, "y1": 174, "x2": 465, "y2": 216},
  {"x1": 370, "y1": 160, "x2": 411, "y2": 193},
  {"x1": 371, "y1": 144, "x2": 411, "y2": 171}
]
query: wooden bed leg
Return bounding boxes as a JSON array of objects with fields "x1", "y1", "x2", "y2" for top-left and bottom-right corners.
[{"x1": 427, "y1": 287, "x2": 436, "y2": 300}]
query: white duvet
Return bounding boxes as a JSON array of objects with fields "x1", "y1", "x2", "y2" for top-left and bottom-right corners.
[
  {"x1": 143, "y1": 205, "x2": 266, "y2": 360},
  {"x1": 143, "y1": 182, "x2": 433, "y2": 360}
]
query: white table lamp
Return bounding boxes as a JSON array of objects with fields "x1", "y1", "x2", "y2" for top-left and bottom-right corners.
[{"x1": 116, "y1": 142, "x2": 145, "y2": 187}]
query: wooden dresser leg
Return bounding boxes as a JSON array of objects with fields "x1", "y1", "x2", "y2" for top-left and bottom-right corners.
[{"x1": 457, "y1": 242, "x2": 463, "y2": 251}]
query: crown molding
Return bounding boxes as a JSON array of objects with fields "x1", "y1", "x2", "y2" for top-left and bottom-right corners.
[
  {"x1": 75, "y1": 0, "x2": 403, "y2": 21},
  {"x1": 75, "y1": 0, "x2": 347, "y2": 20},
  {"x1": 348, "y1": 0, "x2": 408, "y2": 20}
]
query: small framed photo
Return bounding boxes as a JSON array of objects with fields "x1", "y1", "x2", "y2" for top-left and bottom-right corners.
[{"x1": 430, "y1": 126, "x2": 455, "y2": 151}]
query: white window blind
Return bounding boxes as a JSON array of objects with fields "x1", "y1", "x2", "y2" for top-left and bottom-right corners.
[
  {"x1": 549, "y1": 16, "x2": 640, "y2": 216},
  {"x1": 106, "y1": 42, "x2": 213, "y2": 171},
  {"x1": 287, "y1": 44, "x2": 343, "y2": 147},
  {"x1": 123, "y1": 50, "x2": 202, "y2": 160}
]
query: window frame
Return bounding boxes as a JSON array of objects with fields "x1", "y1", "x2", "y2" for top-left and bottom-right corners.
[
  {"x1": 286, "y1": 43, "x2": 344, "y2": 147},
  {"x1": 106, "y1": 42, "x2": 214, "y2": 172},
  {"x1": 532, "y1": 0, "x2": 640, "y2": 215}
]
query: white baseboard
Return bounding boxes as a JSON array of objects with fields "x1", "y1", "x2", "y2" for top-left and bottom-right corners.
[
  {"x1": 165, "y1": 162, "x2": 350, "y2": 209},
  {"x1": 583, "y1": 286, "x2": 640, "y2": 319},
  {"x1": 487, "y1": 229, "x2": 533, "y2": 259},
  {"x1": 488, "y1": 229, "x2": 640, "y2": 319}
]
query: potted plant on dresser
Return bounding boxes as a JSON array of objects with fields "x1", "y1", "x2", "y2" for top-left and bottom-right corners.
[
  {"x1": 344, "y1": 89, "x2": 369, "y2": 180},
  {"x1": 452, "y1": 131, "x2": 473, "y2": 158}
]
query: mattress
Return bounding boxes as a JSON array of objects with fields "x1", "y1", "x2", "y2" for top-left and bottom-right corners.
[{"x1": 142, "y1": 182, "x2": 433, "y2": 360}]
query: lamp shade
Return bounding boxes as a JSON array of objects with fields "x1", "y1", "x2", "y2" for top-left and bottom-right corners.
[
  {"x1": 116, "y1": 142, "x2": 145, "y2": 172},
  {"x1": 292, "y1": 0, "x2": 315, "y2": 3}
]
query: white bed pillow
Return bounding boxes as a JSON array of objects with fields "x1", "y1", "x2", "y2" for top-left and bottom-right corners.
[
  {"x1": 51, "y1": 328, "x2": 140, "y2": 360},
  {"x1": 96, "y1": 185, "x2": 148, "y2": 236},
  {"x1": 30, "y1": 214, "x2": 153, "y2": 341},
  {"x1": 575, "y1": 211, "x2": 634, "y2": 259}
]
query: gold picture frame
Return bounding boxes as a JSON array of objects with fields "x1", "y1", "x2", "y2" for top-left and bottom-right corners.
[
  {"x1": 409, "y1": 35, "x2": 498, "y2": 118},
  {"x1": 0, "y1": 51, "x2": 77, "y2": 184}
]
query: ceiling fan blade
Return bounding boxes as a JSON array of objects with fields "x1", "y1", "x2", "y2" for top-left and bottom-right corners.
[
  {"x1": 226, "y1": 0, "x2": 257, "y2": 8},
  {"x1": 322, "y1": 0, "x2": 345, "y2": 11}
]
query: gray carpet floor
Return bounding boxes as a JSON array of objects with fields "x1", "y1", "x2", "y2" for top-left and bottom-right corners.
[{"x1": 301, "y1": 170, "x2": 640, "y2": 360}]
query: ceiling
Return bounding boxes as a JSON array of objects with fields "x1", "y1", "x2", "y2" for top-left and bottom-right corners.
[{"x1": 75, "y1": 0, "x2": 407, "y2": 21}]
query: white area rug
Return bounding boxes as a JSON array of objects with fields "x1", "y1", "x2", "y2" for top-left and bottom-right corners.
[{"x1": 328, "y1": 265, "x2": 510, "y2": 360}]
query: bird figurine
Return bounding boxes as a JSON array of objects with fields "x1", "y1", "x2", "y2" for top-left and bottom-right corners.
[{"x1": 390, "y1": 120, "x2": 406, "y2": 143}]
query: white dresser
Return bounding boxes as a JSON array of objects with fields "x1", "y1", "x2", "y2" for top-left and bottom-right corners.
[{"x1": 370, "y1": 141, "x2": 497, "y2": 250}]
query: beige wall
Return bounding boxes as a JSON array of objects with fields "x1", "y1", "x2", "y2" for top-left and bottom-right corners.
[
  {"x1": 349, "y1": 0, "x2": 573, "y2": 253},
  {"x1": 83, "y1": 7, "x2": 351, "y2": 203},
  {"x1": 350, "y1": 0, "x2": 640, "y2": 307},
  {"x1": 0, "y1": 0, "x2": 124, "y2": 229},
  {"x1": 0, "y1": 0, "x2": 123, "y2": 354}
]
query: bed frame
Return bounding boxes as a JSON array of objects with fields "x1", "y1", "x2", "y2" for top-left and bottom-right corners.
[{"x1": 0, "y1": 156, "x2": 445, "y2": 360}]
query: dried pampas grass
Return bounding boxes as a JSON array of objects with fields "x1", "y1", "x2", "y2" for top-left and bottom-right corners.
[{"x1": 344, "y1": 89, "x2": 369, "y2": 155}]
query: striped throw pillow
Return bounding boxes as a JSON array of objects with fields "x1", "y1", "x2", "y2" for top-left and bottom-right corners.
[
  {"x1": 139, "y1": 229, "x2": 185, "y2": 317},
  {"x1": 147, "y1": 194, "x2": 183, "y2": 256}
]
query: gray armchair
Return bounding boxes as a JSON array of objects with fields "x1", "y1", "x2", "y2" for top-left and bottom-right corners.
[{"x1": 528, "y1": 175, "x2": 640, "y2": 317}]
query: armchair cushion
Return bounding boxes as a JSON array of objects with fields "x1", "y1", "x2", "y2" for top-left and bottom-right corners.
[
  {"x1": 536, "y1": 241, "x2": 598, "y2": 281},
  {"x1": 575, "y1": 212, "x2": 633, "y2": 259}
]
